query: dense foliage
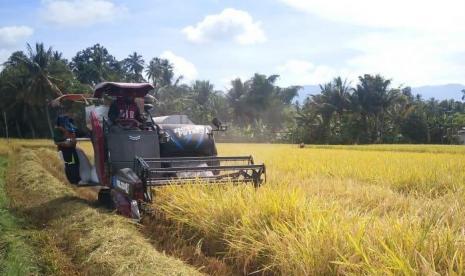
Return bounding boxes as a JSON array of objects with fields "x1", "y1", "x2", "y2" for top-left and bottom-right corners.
[
  {"x1": 0, "y1": 42, "x2": 464, "y2": 144},
  {"x1": 295, "y1": 76, "x2": 465, "y2": 144}
]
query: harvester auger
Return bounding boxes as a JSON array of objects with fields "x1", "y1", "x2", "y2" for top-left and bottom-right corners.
[{"x1": 53, "y1": 82, "x2": 266, "y2": 219}]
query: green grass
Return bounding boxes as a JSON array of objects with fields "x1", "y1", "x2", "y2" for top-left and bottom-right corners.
[{"x1": 0, "y1": 156, "x2": 40, "y2": 275}]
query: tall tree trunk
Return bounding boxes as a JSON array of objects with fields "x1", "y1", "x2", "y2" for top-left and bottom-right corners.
[
  {"x1": 45, "y1": 103, "x2": 54, "y2": 138},
  {"x1": 322, "y1": 115, "x2": 331, "y2": 144},
  {"x1": 379, "y1": 113, "x2": 385, "y2": 143},
  {"x1": 27, "y1": 107, "x2": 36, "y2": 138},
  {"x1": 2, "y1": 111, "x2": 7, "y2": 139},
  {"x1": 28, "y1": 119, "x2": 36, "y2": 138},
  {"x1": 374, "y1": 115, "x2": 379, "y2": 143},
  {"x1": 15, "y1": 120, "x2": 22, "y2": 138},
  {"x1": 361, "y1": 113, "x2": 369, "y2": 143},
  {"x1": 46, "y1": 76, "x2": 63, "y2": 96}
]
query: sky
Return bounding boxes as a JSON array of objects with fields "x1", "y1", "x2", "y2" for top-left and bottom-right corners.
[{"x1": 1, "y1": 0, "x2": 465, "y2": 90}]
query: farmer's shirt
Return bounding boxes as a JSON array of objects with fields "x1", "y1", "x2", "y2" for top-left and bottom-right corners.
[
  {"x1": 53, "y1": 126, "x2": 79, "y2": 167},
  {"x1": 53, "y1": 127, "x2": 76, "y2": 150},
  {"x1": 108, "y1": 99, "x2": 140, "y2": 122}
]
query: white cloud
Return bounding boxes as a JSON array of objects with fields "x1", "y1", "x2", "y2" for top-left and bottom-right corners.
[
  {"x1": 346, "y1": 32, "x2": 465, "y2": 86},
  {"x1": 280, "y1": 0, "x2": 465, "y2": 85},
  {"x1": 40, "y1": 0, "x2": 127, "y2": 27},
  {"x1": 0, "y1": 26, "x2": 34, "y2": 65},
  {"x1": 277, "y1": 59, "x2": 349, "y2": 86},
  {"x1": 279, "y1": 0, "x2": 465, "y2": 32},
  {"x1": 160, "y1": 51, "x2": 198, "y2": 81},
  {"x1": 0, "y1": 26, "x2": 34, "y2": 48},
  {"x1": 182, "y1": 8, "x2": 266, "y2": 45},
  {"x1": 277, "y1": 32, "x2": 465, "y2": 86}
]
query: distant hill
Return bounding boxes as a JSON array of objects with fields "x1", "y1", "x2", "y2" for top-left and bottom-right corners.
[
  {"x1": 411, "y1": 84, "x2": 465, "y2": 101},
  {"x1": 295, "y1": 83, "x2": 465, "y2": 103}
]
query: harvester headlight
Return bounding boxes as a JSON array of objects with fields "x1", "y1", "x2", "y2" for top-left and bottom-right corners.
[{"x1": 159, "y1": 129, "x2": 170, "y2": 143}]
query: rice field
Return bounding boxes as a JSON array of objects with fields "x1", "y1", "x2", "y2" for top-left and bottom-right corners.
[
  {"x1": 153, "y1": 144, "x2": 465, "y2": 275},
  {"x1": 2, "y1": 140, "x2": 465, "y2": 275}
]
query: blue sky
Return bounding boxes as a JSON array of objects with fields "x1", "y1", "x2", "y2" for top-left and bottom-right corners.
[{"x1": 1, "y1": 0, "x2": 465, "y2": 90}]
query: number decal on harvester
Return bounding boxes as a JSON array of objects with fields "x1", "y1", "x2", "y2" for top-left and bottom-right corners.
[
  {"x1": 129, "y1": 135, "x2": 141, "y2": 141},
  {"x1": 173, "y1": 126, "x2": 210, "y2": 137},
  {"x1": 114, "y1": 179, "x2": 130, "y2": 194}
]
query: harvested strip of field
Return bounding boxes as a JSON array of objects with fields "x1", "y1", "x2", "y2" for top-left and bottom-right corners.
[
  {"x1": 142, "y1": 215, "x2": 238, "y2": 276},
  {"x1": 6, "y1": 148, "x2": 202, "y2": 276},
  {"x1": 0, "y1": 156, "x2": 42, "y2": 275},
  {"x1": 149, "y1": 144, "x2": 465, "y2": 275}
]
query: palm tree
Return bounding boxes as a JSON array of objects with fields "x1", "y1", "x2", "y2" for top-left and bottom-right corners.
[
  {"x1": 354, "y1": 74, "x2": 392, "y2": 142},
  {"x1": 146, "y1": 58, "x2": 174, "y2": 89},
  {"x1": 247, "y1": 74, "x2": 279, "y2": 110},
  {"x1": 384, "y1": 88, "x2": 415, "y2": 141},
  {"x1": 123, "y1": 52, "x2": 145, "y2": 82},
  {"x1": 227, "y1": 78, "x2": 248, "y2": 126},
  {"x1": 309, "y1": 93, "x2": 335, "y2": 142},
  {"x1": 319, "y1": 77, "x2": 351, "y2": 119},
  {"x1": 17, "y1": 43, "x2": 63, "y2": 95},
  {"x1": 190, "y1": 80, "x2": 215, "y2": 123},
  {"x1": 309, "y1": 77, "x2": 352, "y2": 141},
  {"x1": 0, "y1": 62, "x2": 29, "y2": 137},
  {"x1": 10, "y1": 43, "x2": 70, "y2": 137},
  {"x1": 296, "y1": 97, "x2": 327, "y2": 143},
  {"x1": 71, "y1": 44, "x2": 121, "y2": 85},
  {"x1": 331, "y1": 77, "x2": 352, "y2": 116},
  {"x1": 192, "y1": 80, "x2": 214, "y2": 104},
  {"x1": 52, "y1": 50, "x2": 63, "y2": 62}
]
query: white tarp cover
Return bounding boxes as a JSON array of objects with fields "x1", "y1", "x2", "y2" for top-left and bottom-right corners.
[
  {"x1": 85, "y1": 105, "x2": 109, "y2": 130},
  {"x1": 57, "y1": 148, "x2": 99, "y2": 184},
  {"x1": 176, "y1": 162, "x2": 214, "y2": 178},
  {"x1": 153, "y1": 115, "x2": 193, "y2": 125}
]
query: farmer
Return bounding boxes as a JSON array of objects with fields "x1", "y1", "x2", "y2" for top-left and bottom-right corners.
[
  {"x1": 53, "y1": 114, "x2": 81, "y2": 184},
  {"x1": 108, "y1": 95, "x2": 144, "y2": 127}
]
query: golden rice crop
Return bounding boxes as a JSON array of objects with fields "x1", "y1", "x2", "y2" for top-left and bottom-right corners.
[
  {"x1": 151, "y1": 143, "x2": 465, "y2": 275},
  {"x1": 303, "y1": 143, "x2": 465, "y2": 154},
  {"x1": 218, "y1": 144, "x2": 465, "y2": 196}
]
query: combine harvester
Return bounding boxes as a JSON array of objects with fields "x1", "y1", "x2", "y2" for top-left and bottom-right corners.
[{"x1": 53, "y1": 82, "x2": 266, "y2": 219}]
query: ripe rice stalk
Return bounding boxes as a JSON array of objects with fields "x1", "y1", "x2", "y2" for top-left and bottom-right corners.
[{"x1": 148, "y1": 143, "x2": 465, "y2": 275}]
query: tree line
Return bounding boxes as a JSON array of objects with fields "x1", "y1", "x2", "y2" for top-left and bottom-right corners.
[
  {"x1": 295, "y1": 76, "x2": 465, "y2": 144},
  {"x1": 0, "y1": 42, "x2": 464, "y2": 144}
]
